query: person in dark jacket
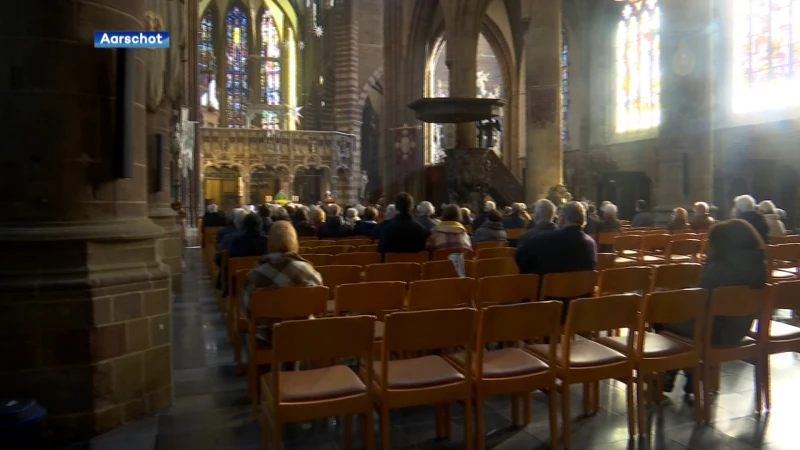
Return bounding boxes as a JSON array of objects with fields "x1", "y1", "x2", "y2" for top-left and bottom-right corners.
[
  {"x1": 415, "y1": 201, "x2": 440, "y2": 231},
  {"x1": 378, "y1": 193, "x2": 430, "y2": 255},
  {"x1": 732, "y1": 194, "x2": 770, "y2": 244},
  {"x1": 318, "y1": 204, "x2": 354, "y2": 238},
  {"x1": 257, "y1": 204, "x2": 275, "y2": 236},
  {"x1": 631, "y1": 199, "x2": 655, "y2": 227},
  {"x1": 515, "y1": 202, "x2": 597, "y2": 322},
  {"x1": 583, "y1": 203, "x2": 603, "y2": 235},
  {"x1": 218, "y1": 213, "x2": 268, "y2": 263},
  {"x1": 471, "y1": 209, "x2": 508, "y2": 243},
  {"x1": 690, "y1": 201, "x2": 715, "y2": 231},
  {"x1": 373, "y1": 205, "x2": 396, "y2": 240},
  {"x1": 354, "y1": 207, "x2": 379, "y2": 237},
  {"x1": 216, "y1": 208, "x2": 248, "y2": 251},
  {"x1": 659, "y1": 218, "x2": 767, "y2": 395},
  {"x1": 471, "y1": 201, "x2": 496, "y2": 231},
  {"x1": 518, "y1": 199, "x2": 557, "y2": 248},
  {"x1": 201, "y1": 204, "x2": 227, "y2": 233},
  {"x1": 292, "y1": 208, "x2": 317, "y2": 237},
  {"x1": 502, "y1": 203, "x2": 527, "y2": 230},
  {"x1": 667, "y1": 207, "x2": 690, "y2": 231}
]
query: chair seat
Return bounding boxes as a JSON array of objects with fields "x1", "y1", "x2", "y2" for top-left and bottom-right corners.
[
  {"x1": 669, "y1": 255, "x2": 693, "y2": 262},
  {"x1": 597, "y1": 333, "x2": 693, "y2": 358},
  {"x1": 276, "y1": 365, "x2": 366, "y2": 403},
  {"x1": 373, "y1": 320, "x2": 385, "y2": 340},
  {"x1": 615, "y1": 257, "x2": 638, "y2": 265},
  {"x1": 373, "y1": 355, "x2": 464, "y2": 389},
  {"x1": 527, "y1": 339, "x2": 626, "y2": 368},
  {"x1": 449, "y1": 347, "x2": 549, "y2": 379},
  {"x1": 771, "y1": 269, "x2": 797, "y2": 279},
  {"x1": 642, "y1": 255, "x2": 666, "y2": 263},
  {"x1": 765, "y1": 321, "x2": 800, "y2": 341},
  {"x1": 712, "y1": 336, "x2": 757, "y2": 349}
]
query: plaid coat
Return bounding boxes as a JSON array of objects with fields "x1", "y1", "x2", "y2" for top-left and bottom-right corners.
[
  {"x1": 242, "y1": 252, "x2": 323, "y2": 341},
  {"x1": 427, "y1": 221, "x2": 472, "y2": 252}
]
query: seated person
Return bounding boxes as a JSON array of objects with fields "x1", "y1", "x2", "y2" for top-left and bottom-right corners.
[
  {"x1": 318, "y1": 204, "x2": 354, "y2": 238},
  {"x1": 292, "y1": 208, "x2": 317, "y2": 238},
  {"x1": 201, "y1": 204, "x2": 227, "y2": 233},
  {"x1": 631, "y1": 199, "x2": 655, "y2": 227},
  {"x1": 518, "y1": 199, "x2": 557, "y2": 248},
  {"x1": 378, "y1": 193, "x2": 430, "y2": 254},
  {"x1": 241, "y1": 221, "x2": 323, "y2": 343},
  {"x1": 354, "y1": 206, "x2": 379, "y2": 237},
  {"x1": 667, "y1": 207, "x2": 690, "y2": 231},
  {"x1": 416, "y1": 201, "x2": 440, "y2": 231},
  {"x1": 428, "y1": 204, "x2": 473, "y2": 251},
  {"x1": 216, "y1": 208, "x2": 247, "y2": 251},
  {"x1": 690, "y1": 201, "x2": 715, "y2": 231},
  {"x1": 460, "y1": 207, "x2": 473, "y2": 226},
  {"x1": 471, "y1": 209, "x2": 508, "y2": 243},
  {"x1": 215, "y1": 212, "x2": 267, "y2": 293},
  {"x1": 758, "y1": 200, "x2": 787, "y2": 240},
  {"x1": 502, "y1": 203, "x2": 527, "y2": 229}
]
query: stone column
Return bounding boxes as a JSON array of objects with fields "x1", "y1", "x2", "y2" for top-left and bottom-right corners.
[
  {"x1": 0, "y1": 0, "x2": 172, "y2": 440},
  {"x1": 440, "y1": 0, "x2": 492, "y2": 148},
  {"x1": 524, "y1": 0, "x2": 564, "y2": 203},
  {"x1": 656, "y1": 0, "x2": 713, "y2": 210}
]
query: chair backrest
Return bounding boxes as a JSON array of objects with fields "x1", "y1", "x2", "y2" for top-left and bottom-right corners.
[
  {"x1": 383, "y1": 308, "x2": 476, "y2": 353},
  {"x1": 316, "y1": 265, "x2": 363, "y2": 298},
  {"x1": 506, "y1": 228, "x2": 524, "y2": 240},
  {"x1": 641, "y1": 234, "x2": 670, "y2": 251},
  {"x1": 337, "y1": 239, "x2": 373, "y2": 247},
  {"x1": 475, "y1": 257, "x2": 519, "y2": 278},
  {"x1": 598, "y1": 266, "x2": 652, "y2": 296},
  {"x1": 421, "y1": 259, "x2": 476, "y2": 280},
  {"x1": 297, "y1": 236, "x2": 318, "y2": 242},
  {"x1": 358, "y1": 244, "x2": 379, "y2": 252},
  {"x1": 407, "y1": 277, "x2": 476, "y2": 310},
  {"x1": 384, "y1": 251, "x2": 430, "y2": 264},
  {"x1": 476, "y1": 274, "x2": 540, "y2": 308},
  {"x1": 299, "y1": 247, "x2": 316, "y2": 255},
  {"x1": 781, "y1": 234, "x2": 800, "y2": 244},
  {"x1": 540, "y1": 270, "x2": 599, "y2": 300},
  {"x1": 643, "y1": 288, "x2": 708, "y2": 347},
  {"x1": 479, "y1": 301, "x2": 562, "y2": 344},
  {"x1": 316, "y1": 245, "x2": 355, "y2": 255},
  {"x1": 272, "y1": 315, "x2": 375, "y2": 364},
  {"x1": 614, "y1": 235, "x2": 642, "y2": 252},
  {"x1": 303, "y1": 254, "x2": 334, "y2": 266},
  {"x1": 249, "y1": 286, "x2": 330, "y2": 321},
  {"x1": 597, "y1": 231, "x2": 620, "y2": 246},
  {"x1": 669, "y1": 239, "x2": 702, "y2": 256},
  {"x1": 773, "y1": 279, "x2": 800, "y2": 310},
  {"x1": 565, "y1": 293, "x2": 641, "y2": 335},
  {"x1": 651, "y1": 263, "x2": 703, "y2": 291},
  {"x1": 302, "y1": 240, "x2": 336, "y2": 248},
  {"x1": 334, "y1": 281, "x2": 407, "y2": 317},
  {"x1": 336, "y1": 252, "x2": 382, "y2": 267},
  {"x1": 476, "y1": 247, "x2": 515, "y2": 260},
  {"x1": 365, "y1": 262, "x2": 421, "y2": 282},
  {"x1": 473, "y1": 241, "x2": 508, "y2": 251},
  {"x1": 706, "y1": 285, "x2": 773, "y2": 347},
  {"x1": 228, "y1": 256, "x2": 261, "y2": 297},
  {"x1": 597, "y1": 253, "x2": 617, "y2": 270},
  {"x1": 766, "y1": 243, "x2": 800, "y2": 267},
  {"x1": 430, "y1": 248, "x2": 475, "y2": 261}
]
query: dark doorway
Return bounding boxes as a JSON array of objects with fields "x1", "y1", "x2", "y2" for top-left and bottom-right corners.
[
  {"x1": 596, "y1": 171, "x2": 652, "y2": 220},
  {"x1": 294, "y1": 167, "x2": 324, "y2": 204},
  {"x1": 250, "y1": 167, "x2": 279, "y2": 204},
  {"x1": 361, "y1": 98, "x2": 382, "y2": 203}
]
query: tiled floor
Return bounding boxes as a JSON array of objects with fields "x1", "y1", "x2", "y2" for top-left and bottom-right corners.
[{"x1": 78, "y1": 237, "x2": 800, "y2": 450}]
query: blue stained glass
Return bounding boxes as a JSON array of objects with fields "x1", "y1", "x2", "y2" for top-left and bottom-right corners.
[{"x1": 226, "y1": 5, "x2": 248, "y2": 128}]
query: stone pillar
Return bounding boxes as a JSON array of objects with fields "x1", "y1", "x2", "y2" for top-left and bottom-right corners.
[
  {"x1": 524, "y1": 0, "x2": 564, "y2": 203},
  {"x1": 0, "y1": 0, "x2": 172, "y2": 440},
  {"x1": 440, "y1": 0, "x2": 492, "y2": 148},
  {"x1": 656, "y1": 0, "x2": 713, "y2": 210}
]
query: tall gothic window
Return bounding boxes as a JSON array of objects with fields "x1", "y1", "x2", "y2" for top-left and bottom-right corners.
[
  {"x1": 562, "y1": 26, "x2": 569, "y2": 144},
  {"x1": 616, "y1": 0, "x2": 661, "y2": 133},
  {"x1": 426, "y1": 34, "x2": 504, "y2": 165},
  {"x1": 225, "y1": 5, "x2": 249, "y2": 128},
  {"x1": 199, "y1": 8, "x2": 219, "y2": 109},
  {"x1": 733, "y1": 0, "x2": 800, "y2": 113},
  {"x1": 260, "y1": 9, "x2": 281, "y2": 129}
]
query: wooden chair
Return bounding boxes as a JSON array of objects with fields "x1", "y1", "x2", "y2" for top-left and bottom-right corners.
[
  {"x1": 300, "y1": 240, "x2": 336, "y2": 248},
  {"x1": 639, "y1": 234, "x2": 671, "y2": 264},
  {"x1": 384, "y1": 251, "x2": 430, "y2": 264},
  {"x1": 431, "y1": 248, "x2": 475, "y2": 261},
  {"x1": 476, "y1": 247, "x2": 515, "y2": 260},
  {"x1": 298, "y1": 247, "x2": 316, "y2": 255},
  {"x1": 336, "y1": 252, "x2": 382, "y2": 267},
  {"x1": 231, "y1": 269, "x2": 252, "y2": 374},
  {"x1": 303, "y1": 254, "x2": 334, "y2": 266},
  {"x1": 407, "y1": 278, "x2": 476, "y2": 311},
  {"x1": 766, "y1": 243, "x2": 800, "y2": 282},
  {"x1": 650, "y1": 263, "x2": 703, "y2": 292},
  {"x1": 697, "y1": 285, "x2": 773, "y2": 421},
  {"x1": 421, "y1": 259, "x2": 476, "y2": 280},
  {"x1": 262, "y1": 316, "x2": 376, "y2": 450},
  {"x1": 597, "y1": 253, "x2": 617, "y2": 271},
  {"x1": 337, "y1": 239, "x2": 373, "y2": 247},
  {"x1": 527, "y1": 294, "x2": 640, "y2": 447},
  {"x1": 334, "y1": 281, "x2": 407, "y2": 352},
  {"x1": 365, "y1": 262, "x2": 421, "y2": 283},
  {"x1": 758, "y1": 280, "x2": 800, "y2": 410},
  {"x1": 316, "y1": 245, "x2": 356, "y2": 255},
  {"x1": 368, "y1": 308, "x2": 477, "y2": 450},
  {"x1": 598, "y1": 288, "x2": 708, "y2": 432},
  {"x1": 613, "y1": 234, "x2": 642, "y2": 265},
  {"x1": 506, "y1": 228, "x2": 524, "y2": 241},
  {"x1": 540, "y1": 271, "x2": 599, "y2": 308},
  {"x1": 596, "y1": 231, "x2": 620, "y2": 250},
  {"x1": 780, "y1": 234, "x2": 800, "y2": 244},
  {"x1": 475, "y1": 274, "x2": 540, "y2": 309},
  {"x1": 668, "y1": 239, "x2": 703, "y2": 264},
  {"x1": 473, "y1": 241, "x2": 507, "y2": 251},
  {"x1": 358, "y1": 244, "x2": 379, "y2": 252},
  {"x1": 315, "y1": 265, "x2": 363, "y2": 303},
  {"x1": 451, "y1": 301, "x2": 562, "y2": 450},
  {"x1": 464, "y1": 224, "x2": 473, "y2": 234},
  {"x1": 297, "y1": 236, "x2": 318, "y2": 242},
  {"x1": 475, "y1": 257, "x2": 519, "y2": 278},
  {"x1": 597, "y1": 266, "x2": 652, "y2": 296},
  {"x1": 247, "y1": 286, "x2": 330, "y2": 417}
]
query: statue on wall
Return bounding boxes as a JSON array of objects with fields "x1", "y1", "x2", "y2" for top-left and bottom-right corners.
[
  {"x1": 476, "y1": 119, "x2": 502, "y2": 149},
  {"x1": 361, "y1": 170, "x2": 369, "y2": 200}
]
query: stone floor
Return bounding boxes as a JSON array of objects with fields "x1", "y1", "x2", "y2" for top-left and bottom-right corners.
[{"x1": 72, "y1": 238, "x2": 800, "y2": 450}]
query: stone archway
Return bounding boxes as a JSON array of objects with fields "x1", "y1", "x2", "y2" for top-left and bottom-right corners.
[{"x1": 249, "y1": 166, "x2": 280, "y2": 204}]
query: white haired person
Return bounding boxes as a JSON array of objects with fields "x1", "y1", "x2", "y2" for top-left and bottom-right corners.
[
  {"x1": 416, "y1": 201, "x2": 440, "y2": 231},
  {"x1": 732, "y1": 195, "x2": 769, "y2": 243},
  {"x1": 690, "y1": 201, "x2": 715, "y2": 231},
  {"x1": 472, "y1": 200, "x2": 497, "y2": 230},
  {"x1": 518, "y1": 199, "x2": 557, "y2": 248},
  {"x1": 502, "y1": 203, "x2": 527, "y2": 230},
  {"x1": 373, "y1": 204, "x2": 397, "y2": 240},
  {"x1": 600, "y1": 203, "x2": 622, "y2": 232},
  {"x1": 216, "y1": 207, "x2": 248, "y2": 252},
  {"x1": 757, "y1": 200, "x2": 787, "y2": 240},
  {"x1": 344, "y1": 207, "x2": 361, "y2": 227},
  {"x1": 201, "y1": 203, "x2": 227, "y2": 234}
]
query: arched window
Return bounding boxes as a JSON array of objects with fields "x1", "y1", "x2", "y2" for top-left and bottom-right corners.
[
  {"x1": 199, "y1": 8, "x2": 219, "y2": 109},
  {"x1": 260, "y1": 9, "x2": 281, "y2": 130},
  {"x1": 426, "y1": 34, "x2": 504, "y2": 165},
  {"x1": 225, "y1": 5, "x2": 249, "y2": 128},
  {"x1": 733, "y1": 0, "x2": 800, "y2": 113},
  {"x1": 562, "y1": 26, "x2": 569, "y2": 144},
  {"x1": 616, "y1": 0, "x2": 661, "y2": 133}
]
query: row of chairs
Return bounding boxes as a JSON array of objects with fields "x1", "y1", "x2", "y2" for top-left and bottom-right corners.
[
  {"x1": 301, "y1": 247, "x2": 515, "y2": 266},
  {"x1": 299, "y1": 241, "x2": 510, "y2": 258}
]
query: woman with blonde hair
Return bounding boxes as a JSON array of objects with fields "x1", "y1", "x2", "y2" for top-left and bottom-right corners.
[
  {"x1": 667, "y1": 207, "x2": 690, "y2": 231},
  {"x1": 757, "y1": 200, "x2": 787, "y2": 239},
  {"x1": 308, "y1": 206, "x2": 326, "y2": 235}
]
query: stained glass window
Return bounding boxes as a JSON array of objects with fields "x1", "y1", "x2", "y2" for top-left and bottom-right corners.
[
  {"x1": 199, "y1": 8, "x2": 219, "y2": 109},
  {"x1": 261, "y1": 110, "x2": 279, "y2": 129},
  {"x1": 562, "y1": 26, "x2": 569, "y2": 144},
  {"x1": 616, "y1": 0, "x2": 661, "y2": 133},
  {"x1": 260, "y1": 10, "x2": 281, "y2": 108},
  {"x1": 733, "y1": 0, "x2": 800, "y2": 113},
  {"x1": 225, "y1": 5, "x2": 249, "y2": 128}
]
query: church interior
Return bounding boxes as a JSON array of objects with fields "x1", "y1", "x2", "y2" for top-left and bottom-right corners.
[{"x1": 3, "y1": 0, "x2": 800, "y2": 449}]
